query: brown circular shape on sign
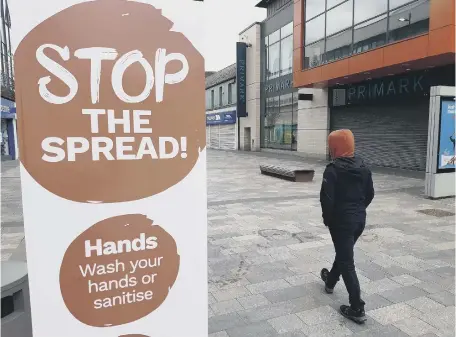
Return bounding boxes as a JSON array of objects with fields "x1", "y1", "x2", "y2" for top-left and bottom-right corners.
[
  {"x1": 59, "y1": 214, "x2": 180, "y2": 327},
  {"x1": 14, "y1": 0, "x2": 205, "y2": 203}
]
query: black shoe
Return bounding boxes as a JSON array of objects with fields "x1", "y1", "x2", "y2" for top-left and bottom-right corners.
[
  {"x1": 320, "y1": 268, "x2": 334, "y2": 294},
  {"x1": 340, "y1": 305, "x2": 367, "y2": 324}
]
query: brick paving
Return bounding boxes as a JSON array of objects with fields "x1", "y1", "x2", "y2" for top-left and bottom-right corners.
[{"x1": 1, "y1": 150, "x2": 455, "y2": 336}]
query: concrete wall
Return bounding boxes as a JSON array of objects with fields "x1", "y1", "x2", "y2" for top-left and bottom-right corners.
[
  {"x1": 239, "y1": 23, "x2": 262, "y2": 151},
  {"x1": 296, "y1": 88, "x2": 329, "y2": 159}
]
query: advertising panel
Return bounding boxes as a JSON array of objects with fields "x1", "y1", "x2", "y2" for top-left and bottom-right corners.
[{"x1": 438, "y1": 97, "x2": 456, "y2": 171}]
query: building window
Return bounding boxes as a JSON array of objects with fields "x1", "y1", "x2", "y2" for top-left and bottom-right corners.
[
  {"x1": 267, "y1": 37, "x2": 280, "y2": 79},
  {"x1": 326, "y1": 0, "x2": 353, "y2": 37},
  {"x1": 324, "y1": 28, "x2": 352, "y2": 64},
  {"x1": 353, "y1": 14, "x2": 388, "y2": 55},
  {"x1": 218, "y1": 86, "x2": 223, "y2": 106},
  {"x1": 265, "y1": 21, "x2": 294, "y2": 80},
  {"x1": 280, "y1": 22, "x2": 293, "y2": 76},
  {"x1": 388, "y1": 0, "x2": 430, "y2": 43},
  {"x1": 303, "y1": 0, "x2": 430, "y2": 69},
  {"x1": 305, "y1": 14, "x2": 325, "y2": 45},
  {"x1": 228, "y1": 83, "x2": 232, "y2": 104},
  {"x1": 305, "y1": 0, "x2": 325, "y2": 20},
  {"x1": 211, "y1": 90, "x2": 215, "y2": 109},
  {"x1": 304, "y1": 40, "x2": 324, "y2": 69},
  {"x1": 354, "y1": 0, "x2": 387, "y2": 25}
]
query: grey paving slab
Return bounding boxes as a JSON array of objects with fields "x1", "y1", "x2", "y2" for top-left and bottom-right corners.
[
  {"x1": 210, "y1": 299, "x2": 244, "y2": 316},
  {"x1": 246, "y1": 279, "x2": 291, "y2": 295},
  {"x1": 209, "y1": 332, "x2": 229, "y2": 337},
  {"x1": 377, "y1": 285, "x2": 429, "y2": 303},
  {"x1": 267, "y1": 314, "x2": 305, "y2": 334},
  {"x1": 362, "y1": 294, "x2": 394, "y2": 311},
  {"x1": 300, "y1": 318, "x2": 353, "y2": 337},
  {"x1": 353, "y1": 325, "x2": 410, "y2": 337},
  {"x1": 276, "y1": 332, "x2": 308, "y2": 337},
  {"x1": 367, "y1": 303, "x2": 420, "y2": 325},
  {"x1": 226, "y1": 321, "x2": 278, "y2": 337},
  {"x1": 208, "y1": 312, "x2": 247, "y2": 334},
  {"x1": 263, "y1": 284, "x2": 315, "y2": 303},
  {"x1": 428, "y1": 291, "x2": 456, "y2": 306},
  {"x1": 237, "y1": 294, "x2": 270, "y2": 310},
  {"x1": 406, "y1": 296, "x2": 446, "y2": 313},
  {"x1": 3, "y1": 150, "x2": 456, "y2": 337},
  {"x1": 296, "y1": 305, "x2": 339, "y2": 326},
  {"x1": 392, "y1": 316, "x2": 439, "y2": 337}
]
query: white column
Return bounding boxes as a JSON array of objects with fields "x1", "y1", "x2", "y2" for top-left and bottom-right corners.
[{"x1": 296, "y1": 88, "x2": 329, "y2": 159}]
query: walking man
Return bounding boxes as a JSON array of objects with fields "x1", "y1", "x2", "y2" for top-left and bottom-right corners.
[{"x1": 319, "y1": 129, "x2": 374, "y2": 324}]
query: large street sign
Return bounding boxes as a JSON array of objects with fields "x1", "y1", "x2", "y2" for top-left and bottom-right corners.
[{"x1": 14, "y1": 1, "x2": 207, "y2": 336}]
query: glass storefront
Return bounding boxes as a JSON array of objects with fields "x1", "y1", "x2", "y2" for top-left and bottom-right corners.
[
  {"x1": 265, "y1": 21, "x2": 293, "y2": 79},
  {"x1": 304, "y1": 0, "x2": 430, "y2": 69},
  {"x1": 262, "y1": 8, "x2": 298, "y2": 152},
  {"x1": 264, "y1": 91, "x2": 298, "y2": 151}
]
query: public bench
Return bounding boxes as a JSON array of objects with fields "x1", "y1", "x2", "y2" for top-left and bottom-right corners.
[{"x1": 259, "y1": 164, "x2": 315, "y2": 182}]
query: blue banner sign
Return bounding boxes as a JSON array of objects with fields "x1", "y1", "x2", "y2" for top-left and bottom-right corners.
[
  {"x1": 206, "y1": 111, "x2": 236, "y2": 125},
  {"x1": 1, "y1": 97, "x2": 16, "y2": 119},
  {"x1": 438, "y1": 97, "x2": 456, "y2": 171}
]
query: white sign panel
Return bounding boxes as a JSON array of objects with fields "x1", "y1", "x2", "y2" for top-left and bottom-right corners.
[{"x1": 14, "y1": 1, "x2": 207, "y2": 336}]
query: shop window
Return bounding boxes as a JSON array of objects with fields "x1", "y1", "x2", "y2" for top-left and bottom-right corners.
[
  {"x1": 264, "y1": 37, "x2": 269, "y2": 81},
  {"x1": 388, "y1": 0, "x2": 430, "y2": 43},
  {"x1": 304, "y1": 40, "x2": 324, "y2": 69},
  {"x1": 305, "y1": 14, "x2": 325, "y2": 45},
  {"x1": 280, "y1": 35, "x2": 293, "y2": 76},
  {"x1": 264, "y1": 94, "x2": 298, "y2": 151},
  {"x1": 211, "y1": 90, "x2": 214, "y2": 109},
  {"x1": 327, "y1": 0, "x2": 346, "y2": 10},
  {"x1": 228, "y1": 83, "x2": 233, "y2": 104},
  {"x1": 353, "y1": 14, "x2": 387, "y2": 54},
  {"x1": 269, "y1": 29, "x2": 280, "y2": 45},
  {"x1": 219, "y1": 86, "x2": 223, "y2": 106},
  {"x1": 389, "y1": 0, "x2": 415, "y2": 10},
  {"x1": 268, "y1": 41, "x2": 280, "y2": 79},
  {"x1": 301, "y1": 0, "x2": 429, "y2": 69},
  {"x1": 281, "y1": 22, "x2": 293, "y2": 39},
  {"x1": 324, "y1": 28, "x2": 352, "y2": 64},
  {"x1": 326, "y1": 0, "x2": 353, "y2": 36},
  {"x1": 354, "y1": 0, "x2": 387, "y2": 24},
  {"x1": 306, "y1": 0, "x2": 325, "y2": 21},
  {"x1": 266, "y1": 22, "x2": 294, "y2": 79},
  {"x1": 264, "y1": 96, "x2": 279, "y2": 148}
]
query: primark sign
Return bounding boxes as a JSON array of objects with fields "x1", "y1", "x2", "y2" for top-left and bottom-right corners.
[
  {"x1": 265, "y1": 77, "x2": 293, "y2": 94},
  {"x1": 330, "y1": 71, "x2": 432, "y2": 107}
]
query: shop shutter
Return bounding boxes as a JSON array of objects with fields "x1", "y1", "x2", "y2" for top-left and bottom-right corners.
[
  {"x1": 206, "y1": 126, "x2": 211, "y2": 148},
  {"x1": 209, "y1": 125, "x2": 219, "y2": 149},
  {"x1": 330, "y1": 100, "x2": 429, "y2": 171},
  {"x1": 218, "y1": 124, "x2": 236, "y2": 150}
]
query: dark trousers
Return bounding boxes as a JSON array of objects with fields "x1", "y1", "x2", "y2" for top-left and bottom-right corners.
[{"x1": 326, "y1": 223, "x2": 365, "y2": 310}]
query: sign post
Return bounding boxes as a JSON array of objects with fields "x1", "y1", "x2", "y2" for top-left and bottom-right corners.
[{"x1": 14, "y1": 1, "x2": 207, "y2": 336}]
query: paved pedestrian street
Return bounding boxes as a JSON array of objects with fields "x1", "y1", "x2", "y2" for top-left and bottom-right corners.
[{"x1": 2, "y1": 150, "x2": 455, "y2": 336}]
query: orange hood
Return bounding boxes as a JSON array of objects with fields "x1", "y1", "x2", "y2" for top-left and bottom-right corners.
[{"x1": 328, "y1": 129, "x2": 355, "y2": 159}]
